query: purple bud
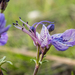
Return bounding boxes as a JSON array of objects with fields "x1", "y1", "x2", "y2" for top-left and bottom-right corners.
[
  {"x1": 29, "y1": 26, "x2": 35, "y2": 32},
  {"x1": 47, "y1": 24, "x2": 54, "y2": 32}
]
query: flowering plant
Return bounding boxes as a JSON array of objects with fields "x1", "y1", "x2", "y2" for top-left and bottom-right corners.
[{"x1": 13, "y1": 18, "x2": 75, "y2": 75}]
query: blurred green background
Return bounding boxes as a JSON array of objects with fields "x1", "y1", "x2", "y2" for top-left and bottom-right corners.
[{"x1": 0, "y1": 0, "x2": 75, "y2": 75}]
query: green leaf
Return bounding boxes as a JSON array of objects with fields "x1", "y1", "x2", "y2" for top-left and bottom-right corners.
[
  {"x1": 0, "y1": 56, "x2": 13, "y2": 66},
  {"x1": 6, "y1": 61, "x2": 13, "y2": 65},
  {"x1": 1, "y1": 67, "x2": 7, "y2": 72},
  {"x1": 2, "y1": 56, "x2": 6, "y2": 61},
  {"x1": 44, "y1": 55, "x2": 46, "y2": 57},
  {"x1": 39, "y1": 61, "x2": 42, "y2": 65},
  {"x1": 0, "y1": 56, "x2": 6, "y2": 62},
  {"x1": 30, "y1": 59, "x2": 36, "y2": 63},
  {"x1": 42, "y1": 60, "x2": 49, "y2": 63}
]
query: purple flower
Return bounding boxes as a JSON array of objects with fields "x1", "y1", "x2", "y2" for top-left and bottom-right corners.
[
  {"x1": 13, "y1": 18, "x2": 75, "y2": 51},
  {"x1": 0, "y1": 13, "x2": 10, "y2": 46}
]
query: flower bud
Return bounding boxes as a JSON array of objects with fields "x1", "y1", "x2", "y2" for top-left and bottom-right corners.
[
  {"x1": 47, "y1": 24, "x2": 54, "y2": 32},
  {"x1": 0, "y1": 0, "x2": 10, "y2": 13}
]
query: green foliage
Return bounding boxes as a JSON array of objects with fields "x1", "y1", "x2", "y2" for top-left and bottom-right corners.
[
  {"x1": 0, "y1": 51, "x2": 53, "y2": 75},
  {"x1": 0, "y1": 56, "x2": 12, "y2": 66},
  {"x1": 30, "y1": 59, "x2": 36, "y2": 63}
]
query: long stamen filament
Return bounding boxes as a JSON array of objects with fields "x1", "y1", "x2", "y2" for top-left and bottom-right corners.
[{"x1": 19, "y1": 18, "x2": 30, "y2": 29}]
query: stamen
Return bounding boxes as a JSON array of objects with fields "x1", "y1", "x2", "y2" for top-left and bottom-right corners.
[
  {"x1": 12, "y1": 23, "x2": 15, "y2": 25},
  {"x1": 16, "y1": 23, "x2": 18, "y2": 26},
  {"x1": 27, "y1": 21, "x2": 28, "y2": 24},
  {"x1": 16, "y1": 20, "x2": 18, "y2": 23},
  {"x1": 23, "y1": 23, "x2": 25, "y2": 26},
  {"x1": 22, "y1": 28, "x2": 24, "y2": 30},
  {"x1": 15, "y1": 22, "x2": 22, "y2": 28},
  {"x1": 19, "y1": 17, "x2": 21, "y2": 19},
  {"x1": 19, "y1": 18, "x2": 30, "y2": 28}
]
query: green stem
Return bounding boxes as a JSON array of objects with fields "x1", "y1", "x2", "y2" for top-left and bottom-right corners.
[
  {"x1": 33, "y1": 46, "x2": 40, "y2": 75},
  {"x1": 36, "y1": 46, "x2": 40, "y2": 66},
  {"x1": 33, "y1": 53, "x2": 44, "y2": 75}
]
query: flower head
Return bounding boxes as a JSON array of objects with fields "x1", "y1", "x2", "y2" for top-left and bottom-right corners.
[
  {"x1": 13, "y1": 18, "x2": 75, "y2": 53},
  {"x1": 0, "y1": 13, "x2": 10, "y2": 46},
  {"x1": 13, "y1": 18, "x2": 53, "y2": 48}
]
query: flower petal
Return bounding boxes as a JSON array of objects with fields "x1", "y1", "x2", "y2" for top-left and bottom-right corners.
[
  {"x1": 0, "y1": 13, "x2": 5, "y2": 28},
  {"x1": 62, "y1": 29, "x2": 75, "y2": 46},
  {"x1": 51, "y1": 29, "x2": 75, "y2": 51},
  {"x1": 52, "y1": 39, "x2": 71, "y2": 51},
  {"x1": 51, "y1": 33, "x2": 62, "y2": 39},
  {"x1": 0, "y1": 25, "x2": 11, "y2": 34},
  {"x1": 40, "y1": 25, "x2": 51, "y2": 48},
  {"x1": 33, "y1": 32, "x2": 40, "y2": 46},
  {"x1": 40, "y1": 25, "x2": 50, "y2": 42},
  {"x1": 62, "y1": 29, "x2": 75, "y2": 41},
  {"x1": 41, "y1": 36, "x2": 49, "y2": 48},
  {"x1": 36, "y1": 32, "x2": 40, "y2": 41},
  {"x1": 0, "y1": 33, "x2": 8, "y2": 46}
]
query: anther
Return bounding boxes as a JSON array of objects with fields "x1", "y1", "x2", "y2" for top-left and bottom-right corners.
[
  {"x1": 23, "y1": 23, "x2": 25, "y2": 26},
  {"x1": 16, "y1": 23, "x2": 18, "y2": 26},
  {"x1": 16, "y1": 20, "x2": 18, "y2": 23},
  {"x1": 12, "y1": 23, "x2": 15, "y2": 25},
  {"x1": 22, "y1": 28, "x2": 24, "y2": 30},
  {"x1": 19, "y1": 17, "x2": 21, "y2": 19},
  {"x1": 27, "y1": 21, "x2": 28, "y2": 24}
]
